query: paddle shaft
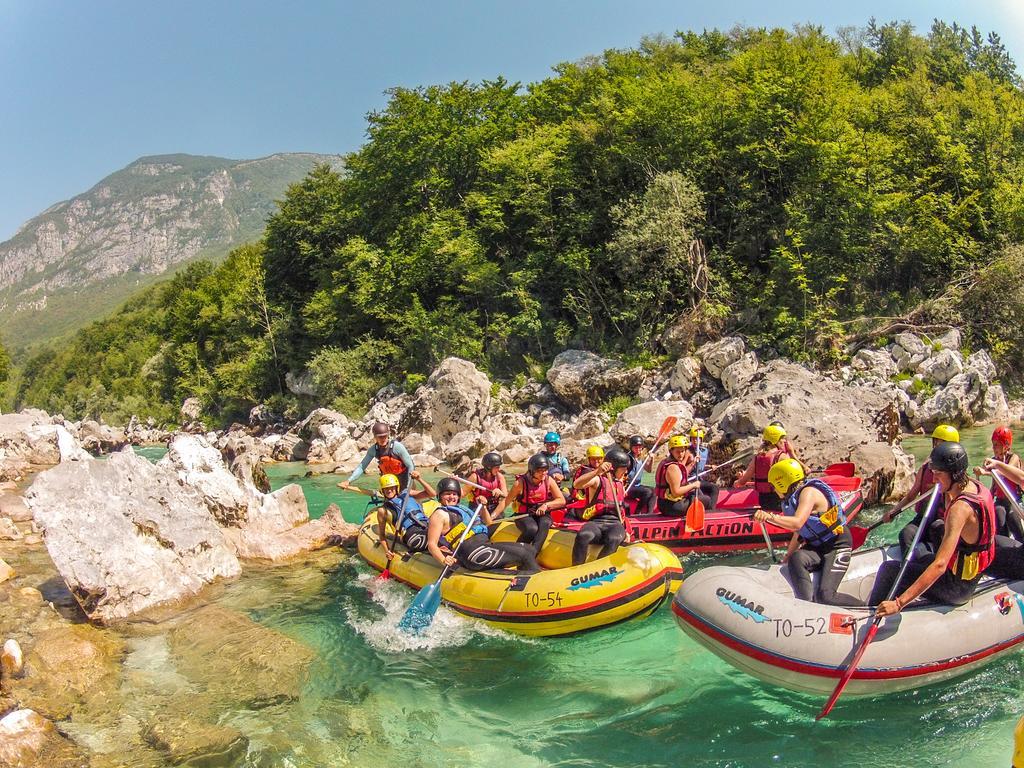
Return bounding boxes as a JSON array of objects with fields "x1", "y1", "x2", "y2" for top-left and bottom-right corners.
[
  {"x1": 691, "y1": 450, "x2": 754, "y2": 481},
  {"x1": 816, "y1": 483, "x2": 941, "y2": 720},
  {"x1": 434, "y1": 502, "x2": 485, "y2": 583},
  {"x1": 760, "y1": 521, "x2": 779, "y2": 563},
  {"x1": 862, "y1": 486, "x2": 938, "y2": 534},
  {"x1": 623, "y1": 416, "x2": 677, "y2": 496}
]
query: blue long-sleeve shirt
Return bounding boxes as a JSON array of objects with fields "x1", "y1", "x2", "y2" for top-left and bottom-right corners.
[{"x1": 347, "y1": 440, "x2": 415, "y2": 482}]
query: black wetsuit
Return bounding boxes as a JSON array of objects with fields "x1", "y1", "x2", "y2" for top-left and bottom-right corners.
[
  {"x1": 788, "y1": 529, "x2": 861, "y2": 607},
  {"x1": 443, "y1": 509, "x2": 540, "y2": 573},
  {"x1": 571, "y1": 477, "x2": 628, "y2": 566},
  {"x1": 512, "y1": 474, "x2": 554, "y2": 556}
]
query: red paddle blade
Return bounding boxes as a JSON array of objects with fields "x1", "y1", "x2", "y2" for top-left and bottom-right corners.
[
  {"x1": 656, "y1": 416, "x2": 678, "y2": 444},
  {"x1": 823, "y1": 462, "x2": 856, "y2": 477},
  {"x1": 849, "y1": 525, "x2": 870, "y2": 550},
  {"x1": 686, "y1": 497, "x2": 706, "y2": 532},
  {"x1": 817, "y1": 620, "x2": 880, "y2": 720},
  {"x1": 377, "y1": 565, "x2": 391, "y2": 580}
]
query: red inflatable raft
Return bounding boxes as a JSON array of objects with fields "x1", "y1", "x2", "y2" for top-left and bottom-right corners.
[{"x1": 553, "y1": 473, "x2": 864, "y2": 555}]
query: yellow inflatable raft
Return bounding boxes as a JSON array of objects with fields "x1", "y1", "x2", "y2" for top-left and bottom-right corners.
[{"x1": 357, "y1": 518, "x2": 684, "y2": 637}]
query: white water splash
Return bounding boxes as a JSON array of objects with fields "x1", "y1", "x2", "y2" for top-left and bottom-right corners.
[{"x1": 347, "y1": 572, "x2": 510, "y2": 652}]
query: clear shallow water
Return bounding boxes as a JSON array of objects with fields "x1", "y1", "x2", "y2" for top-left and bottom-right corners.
[{"x1": 119, "y1": 431, "x2": 1024, "y2": 766}]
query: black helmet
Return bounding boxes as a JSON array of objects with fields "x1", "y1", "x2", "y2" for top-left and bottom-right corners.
[
  {"x1": 527, "y1": 453, "x2": 550, "y2": 473},
  {"x1": 482, "y1": 451, "x2": 502, "y2": 469},
  {"x1": 930, "y1": 441, "x2": 968, "y2": 477},
  {"x1": 606, "y1": 448, "x2": 630, "y2": 468},
  {"x1": 437, "y1": 477, "x2": 461, "y2": 496},
  {"x1": 629, "y1": 435, "x2": 645, "y2": 447}
]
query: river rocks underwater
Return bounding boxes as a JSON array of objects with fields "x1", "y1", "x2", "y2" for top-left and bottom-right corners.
[{"x1": 0, "y1": 429, "x2": 1019, "y2": 766}]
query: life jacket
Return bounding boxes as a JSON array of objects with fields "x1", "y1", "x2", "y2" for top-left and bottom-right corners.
[
  {"x1": 442, "y1": 505, "x2": 487, "y2": 548},
  {"x1": 992, "y1": 453, "x2": 1024, "y2": 503},
  {"x1": 946, "y1": 483, "x2": 997, "y2": 580},
  {"x1": 754, "y1": 448, "x2": 783, "y2": 494},
  {"x1": 655, "y1": 457, "x2": 689, "y2": 502},
  {"x1": 515, "y1": 473, "x2": 551, "y2": 514},
  {"x1": 581, "y1": 475, "x2": 626, "y2": 521},
  {"x1": 914, "y1": 462, "x2": 944, "y2": 517},
  {"x1": 384, "y1": 491, "x2": 429, "y2": 530},
  {"x1": 689, "y1": 445, "x2": 709, "y2": 480},
  {"x1": 374, "y1": 440, "x2": 406, "y2": 477},
  {"x1": 471, "y1": 468, "x2": 503, "y2": 507},
  {"x1": 782, "y1": 478, "x2": 846, "y2": 547},
  {"x1": 543, "y1": 451, "x2": 570, "y2": 477},
  {"x1": 572, "y1": 464, "x2": 598, "y2": 500}
]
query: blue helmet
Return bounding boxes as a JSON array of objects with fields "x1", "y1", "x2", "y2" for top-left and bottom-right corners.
[{"x1": 543, "y1": 431, "x2": 561, "y2": 445}]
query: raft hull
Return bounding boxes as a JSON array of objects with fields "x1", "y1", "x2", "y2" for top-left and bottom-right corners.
[
  {"x1": 672, "y1": 546, "x2": 1024, "y2": 696},
  {"x1": 556, "y1": 476, "x2": 864, "y2": 554},
  {"x1": 358, "y1": 519, "x2": 684, "y2": 637}
]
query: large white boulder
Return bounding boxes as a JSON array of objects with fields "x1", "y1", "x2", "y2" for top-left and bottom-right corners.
[
  {"x1": 851, "y1": 348, "x2": 898, "y2": 379},
  {"x1": 710, "y1": 360, "x2": 910, "y2": 502},
  {"x1": 400, "y1": 357, "x2": 493, "y2": 443},
  {"x1": 916, "y1": 349, "x2": 963, "y2": 386},
  {"x1": 668, "y1": 356, "x2": 702, "y2": 396},
  {"x1": 720, "y1": 351, "x2": 759, "y2": 397},
  {"x1": 27, "y1": 450, "x2": 241, "y2": 623},
  {"x1": 609, "y1": 400, "x2": 695, "y2": 444},
  {"x1": 546, "y1": 350, "x2": 644, "y2": 410},
  {"x1": 696, "y1": 337, "x2": 746, "y2": 379}
]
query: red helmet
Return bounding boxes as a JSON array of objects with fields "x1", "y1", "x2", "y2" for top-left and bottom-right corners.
[{"x1": 993, "y1": 426, "x2": 1013, "y2": 448}]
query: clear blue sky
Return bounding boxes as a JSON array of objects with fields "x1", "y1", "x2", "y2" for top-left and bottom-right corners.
[{"x1": 1, "y1": 0, "x2": 1021, "y2": 241}]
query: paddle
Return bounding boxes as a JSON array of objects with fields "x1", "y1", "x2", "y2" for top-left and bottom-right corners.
[
  {"x1": 378, "y1": 490, "x2": 411, "y2": 581},
  {"x1": 760, "y1": 520, "x2": 779, "y2": 563},
  {"x1": 690, "y1": 449, "x2": 754, "y2": 481},
  {"x1": 816, "y1": 483, "x2": 941, "y2": 720},
  {"x1": 620, "y1": 416, "x2": 678, "y2": 538},
  {"x1": 398, "y1": 502, "x2": 485, "y2": 635}
]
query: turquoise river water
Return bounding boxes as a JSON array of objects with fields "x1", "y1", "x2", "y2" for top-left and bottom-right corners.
[{"x1": 138, "y1": 428, "x2": 1024, "y2": 766}]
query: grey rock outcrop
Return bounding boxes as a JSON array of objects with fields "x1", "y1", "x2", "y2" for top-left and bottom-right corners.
[
  {"x1": 710, "y1": 360, "x2": 909, "y2": 502},
  {"x1": 697, "y1": 337, "x2": 746, "y2": 378},
  {"x1": 851, "y1": 348, "x2": 898, "y2": 379},
  {"x1": 76, "y1": 419, "x2": 128, "y2": 454},
  {"x1": 720, "y1": 351, "x2": 759, "y2": 397},
  {"x1": 916, "y1": 349, "x2": 963, "y2": 386},
  {"x1": 668, "y1": 356, "x2": 702, "y2": 396},
  {"x1": 546, "y1": 350, "x2": 643, "y2": 410},
  {"x1": 27, "y1": 450, "x2": 241, "y2": 622},
  {"x1": 296, "y1": 409, "x2": 360, "y2": 466}
]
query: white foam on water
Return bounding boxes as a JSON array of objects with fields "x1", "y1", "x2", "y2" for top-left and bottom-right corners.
[{"x1": 347, "y1": 572, "x2": 517, "y2": 652}]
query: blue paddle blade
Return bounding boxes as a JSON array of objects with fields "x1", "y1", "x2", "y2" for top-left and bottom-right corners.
[{"x1": 398, "y1": 581, "x2": 442, "y2": 634}]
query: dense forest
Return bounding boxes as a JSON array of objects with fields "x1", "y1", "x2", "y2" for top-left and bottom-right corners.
[{"x1": 8, "y1": 20, "x2": 1024, "y2": 425}]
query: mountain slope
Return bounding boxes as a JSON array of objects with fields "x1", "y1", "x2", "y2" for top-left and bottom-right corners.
[{"x1": 0, "y1": 152, "x2": 342, "y2": 348}]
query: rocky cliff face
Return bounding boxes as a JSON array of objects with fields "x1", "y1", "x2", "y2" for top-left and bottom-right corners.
[{"x1": 0, "y1": 152, "x2": 342, "y2": 347}]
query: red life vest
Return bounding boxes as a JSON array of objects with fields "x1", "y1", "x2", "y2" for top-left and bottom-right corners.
[
  {"x1": 374, "y1": 441, "x2": 405, "y2": 477},
  {"x1": 582, "y1": 476, "x2": 626, "y2": 521},
  {"x1": 946, "y1": 482, "x2": 997, "y2": 580},
  {"x1": 753, "y1": 448, "x2": 783, "y2": 494},
  {"x1": 515, "y1": 473, "x2": 550, "y2": 514},
  {"x1": 914, "y1": 462, "x2": 946, "y2": 517},
  {"x1": 655, "y1": 457, "x2": 689, "y2": 501},
  {"x1": 992, "y1": 453, "x2": 1023, "y2": 502},
  {"x1": 471, "y1": 468, "x2": 503, "y2": 509},
  {"x1": 572, "y1": 464, "x2": 598, "y2": 499}
]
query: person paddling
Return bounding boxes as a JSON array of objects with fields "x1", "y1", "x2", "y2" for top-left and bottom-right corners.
[
  {"x1": 881, "y1": 423, "x2": 959, "y2": 558},
  {"x1": 687, "y1": 426, "x2": 720, "y2": 511},
  {"x1": 571, "y1": 445, "x2": 606, "y2": 499},
  {"x1": 496, "y1": 453, "x2": 566, "y2": 555},
  {"x1": 870, "y1": 441, "x2": 996, "y2": 613},
  {"x1": 655, "y1": 436, "x2": 706, "y2": 518},
  {"x1": 372, "y1": 472, "x2": 435, "y2": 557},
  {"x1": 625, "y1": 435, "x2": 656, "y2": 514},
  {"x1": 339, "y1": 421, "x2": 415, "y2": 491},
  {"x1": 570, "y1": 448, "x2": 630, "y2": 565},
  {"x1": 753, "y1": 459, "x2": 860, "y2": 606},
  {"x1": 540, "y1": 432, "x2": 571, "y2": 487},
  {"x1": 733, "y1": 424, "x2": 792, "y2": 511},
  {"x1": 981, "y1": 456, "x2": 1024, "y2": 577},
  {"x1": 466, "y1": 452, "x2": 508, "y2": 518},
  {"x1": 973, "y1": 426, "x2": 1024, "y2": 542},
  {"x1": 426, "y1": 478, "x2": 540, "y2": 573}
]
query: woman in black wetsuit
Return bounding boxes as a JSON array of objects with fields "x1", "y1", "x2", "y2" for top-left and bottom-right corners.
[
  {"x1": 426, "y1": 478, "x2": 541, "y2": 572},
  {"x1": 571, "y1": 448, "x2": 630, "y2": 565}
]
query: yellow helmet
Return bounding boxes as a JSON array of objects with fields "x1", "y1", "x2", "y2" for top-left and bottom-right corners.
[
  {"x1": 763, "y1": 424, "x2": 786, "y2": 446},
  {"x1": 586, "y1": 445, "x2": 606, "y2": 459},
  {"x1": 379, "y1": 474, "x2": 401, "y2": 491},
  {"x1": 689, "y1": 426, "x2": 706, "y2": 440},
  {"x1": 767, "y1": 458, "x2": 805, "y2": 495},
  {"x1": 931, "y1": 424, "x2": 960, "y2": 443},
  {"x1": 668, "y1": 435, "x2": 688, "y2": 450}
]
